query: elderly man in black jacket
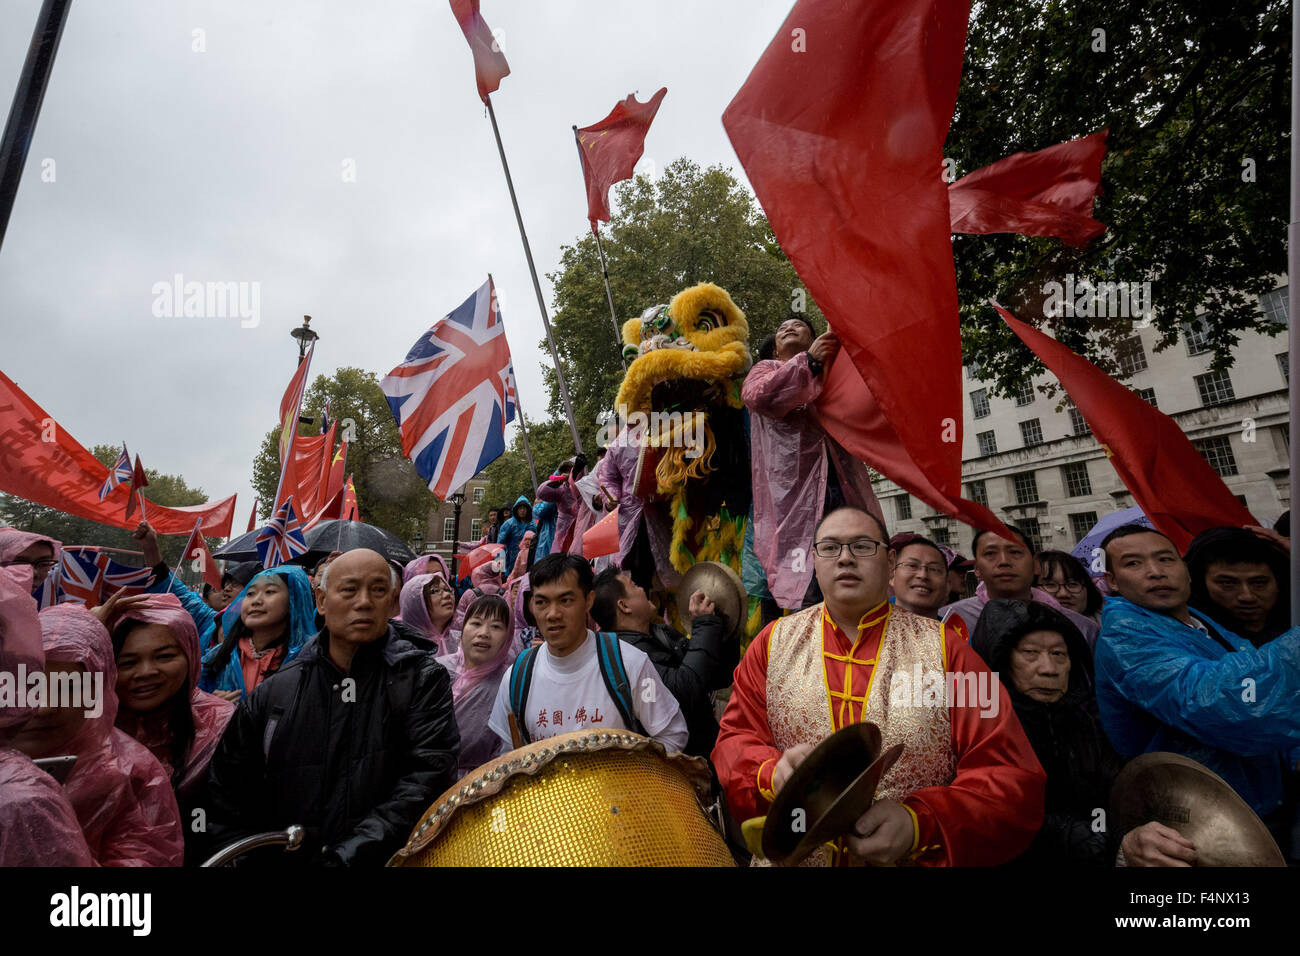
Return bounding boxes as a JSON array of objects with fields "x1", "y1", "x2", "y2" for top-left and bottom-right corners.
[
  {"x1": 205, "y1": 548, "x2": 459, "y2": 867},
  {"x1": 591, "y1": 567, "x2": 737, "y2": 756}
]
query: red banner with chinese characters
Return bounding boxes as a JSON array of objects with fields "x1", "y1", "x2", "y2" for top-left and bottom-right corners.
[{"x1": 0, "y1": 370, "x2": 236, "y2": 537}]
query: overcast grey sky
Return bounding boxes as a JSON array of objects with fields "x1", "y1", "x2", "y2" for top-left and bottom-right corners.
[{"x1": 0, "y1": 0, "x2": 788, "y2": 530}]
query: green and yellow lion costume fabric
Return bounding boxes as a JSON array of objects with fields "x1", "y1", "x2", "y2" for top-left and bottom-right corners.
[{"x1": 615, "y1": 282, "x2": 753, "y2": 579}]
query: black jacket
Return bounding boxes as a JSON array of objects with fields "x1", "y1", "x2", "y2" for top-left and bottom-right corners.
[
  {"x1": 205, "y1": 624, "x2": 459, "y2": 867},
  {"x1": 616, "y1": 614, "x2": 736, "y2": 757},
  {"x1": 973, "y1": 600, "x2": 1124, "y2": 866}
]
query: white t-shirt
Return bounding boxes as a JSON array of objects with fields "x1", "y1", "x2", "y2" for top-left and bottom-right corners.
[{"x1": 487, "y1": 630, "x2": 689, "y2": 752}]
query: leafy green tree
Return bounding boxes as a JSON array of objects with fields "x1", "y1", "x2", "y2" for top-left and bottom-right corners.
[
  {"x1": 250, "y1": 367, "x2": 433, "y2": 542},
  {"x1": 481, "y1": 419, "x2": 577, "y2": 511},
  {"x1": 0, "y1": 444, "x2": 212, "y2": 571},
  {"x1": 537, "y1": 158, "x2": 823, "y2": 452},
  {"x1": 951, "y1": 0, "x2": 1288, "y2": 397}
]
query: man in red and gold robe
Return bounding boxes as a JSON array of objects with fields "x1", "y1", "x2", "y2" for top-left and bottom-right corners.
[{"x1": 713, "y1": 506, "x2": 1046, "y2": 866}]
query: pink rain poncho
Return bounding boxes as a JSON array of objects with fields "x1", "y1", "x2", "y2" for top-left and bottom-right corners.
[
  {"x1": 404, "y1": 553, "x2": 450, "y2": 584},
  {"x1": 398, "y1": 572, "x2": 458, "y2": 654},
  {"x1": 535, "y1": 467, "x2": 582, "y2": 555},
  {"x1": 0, "y1": 564, "x2": 93, "y2": 866},
  {"x1": 0, "y1": 527, "x2": 61, "y2": 603},
  {"x1": 37, "y1": 604, "x2": 184, "y2": 866},
  {"x1": 596, "y1": 426, "x2": 681, "y2": 588},
  {"x1": 111, "y1": 593, "x2": 235, "y2": 797},
  {"x1": 742, "y1": 354, "x2": 884, "y2": 608},
  {"x1": 451, "y1": 560, "x2": 506, "y2": 631},
  {"x1": 436, "y1": 616, "x2": 518, "y2": 778}
]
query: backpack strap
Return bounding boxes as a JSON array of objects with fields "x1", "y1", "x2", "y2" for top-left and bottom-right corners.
[
  {"x1": 595, "y1": 632, "x2": 645, "y2": 736},
  {"x1": 507, "y1": 644, "x2": 541, "y2": 746}
]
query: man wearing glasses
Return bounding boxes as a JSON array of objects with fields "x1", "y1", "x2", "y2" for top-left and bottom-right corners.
[
  {"x1": 713, "y1": 506, "x2": 1045, "y2": 866},
  {"x1": 888, "y1": 534, "x2": 970, "y2": 642},
  {"x1": 0, "y1": 528, "x2": 59, "y2": 594}
]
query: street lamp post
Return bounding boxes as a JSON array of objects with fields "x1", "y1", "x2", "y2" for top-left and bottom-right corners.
[
  {"x1": 290, "y1": 315, "x2": 318, "y2": 367},
  {"x1": 449, "y1": 490, "x2": 466, "y2": 585}
]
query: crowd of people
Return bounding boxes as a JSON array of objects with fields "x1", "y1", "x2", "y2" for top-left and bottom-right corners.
[{"x1": 0, "y1": 318, "x2": 1297, "y2": 869}]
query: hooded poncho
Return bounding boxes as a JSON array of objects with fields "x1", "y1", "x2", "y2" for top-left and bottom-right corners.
[
  {"x1": 398, "y1": 572, "x2": 458, "y2": 655},
  {"x1": 201, "y1": 565, "x2": 318, "y2": 698},
  {"x1": 436, "y1": 614, "x2": 517, "y2": 779},
  {"x1": 37, "y1": 604, "x2": 184, "y2": 866}
]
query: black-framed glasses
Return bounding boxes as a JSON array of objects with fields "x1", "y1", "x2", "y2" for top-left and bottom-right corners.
[
  {"x1": 896, "y1": 559, "x2": 947, "y2": 577},
  {"x1": 813, "y1": 538, "x2": 883, "y2": 559},
  {"x1": 1039, "y1": 579, "x2": 1084, "y2": 593},
  {"x1": 1, "y1": 558, "x2": 56, "y2": 571}
]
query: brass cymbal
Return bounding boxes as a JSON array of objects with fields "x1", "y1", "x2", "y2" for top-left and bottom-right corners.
[
  {"x1": 1110, "y1": 752, "x2": 1286, "y2": 867},
  {"x1": 763, "y1": 722, "x2": 904, "y2": 866},
  {"x1": 676, "y1": 560, "x2": 746, "y2": 638}
]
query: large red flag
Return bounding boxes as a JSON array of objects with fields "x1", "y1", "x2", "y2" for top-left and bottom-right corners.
[
  {"x1": 274, "y1": 350, "x2": 314, "y2": 514},
  {"x1": 449, "y1": 0, "x2": 510, "y2": 104},
  {"x1": 341, "y1": 474, "x2": 359, "y2": 522},
  {"x1": 246, "y1": 499, "x2": 258, "y2": 533},
  {"x1": 949, "y1": 130, "x2": 1108, "y2": 247},
  {"x1": 292, "y1": 424, "x2": 335, "y2": 518},
  {"x1": 179, "y1": 519, "x2": 223, "y2": 590},
  {"x1": 995, "y1": 303, "x2": 1256, "y2": 551},
  {"x1": 724, "y1": 0, "x2": 972, "y2": 497},
  {"x1": 575, "y1": 88, "x2": 668, "y2": 233},
  {"x1": 124, "y1": 454, "x2": 150, "y2": 521},
  {"x1": 0, "y1": 370, "x2": 236, "y2": 536}
]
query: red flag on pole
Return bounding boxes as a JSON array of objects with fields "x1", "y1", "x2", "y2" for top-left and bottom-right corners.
[
  {"x1": 246, "y1": 500, "x2": 258, "y2": 534},
  {"x1": 449, "y1": 0, "x2": 510, "y2": 104},
  {"x1": 949, "y1": 130, "x2": 1108, "y2": 247},
  {"x1": 723, "y1": 0, "x2": 972, "y2": 499},
  {"x1": 341, "y1": 474, "x2": 359, "y2": 522},
  {"x1": 995, "y1": 303, "x2": 1257, "y2": 551},
  {"x1": 124, "y1": 454, "x2": 149, "y2": 521},
  {"x1": 274, "y1": 349, "x2": 315, "y2": 514},
  {"x1": 575, "y1": 88, "x2": 668, "y2": 233},
  {"x1": 179, "y1": 519, "x2": 222, "y2": 590}
]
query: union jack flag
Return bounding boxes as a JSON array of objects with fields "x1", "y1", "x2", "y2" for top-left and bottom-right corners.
[
  {"x1": 56, "y1": 548, "x2": 155, "y2": 607},
  {"x1": 98, "y1": 444, "x2": 133, "y2": 501},
  {"x1": 257, "y1": 497, "x2": 309, "y2": 568},
  {"x1": 381, "y1": 278, "x2": 517, "y2": 499}
]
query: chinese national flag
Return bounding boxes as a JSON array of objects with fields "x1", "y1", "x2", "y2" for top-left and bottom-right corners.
[
  {"x1": 124, "y1": 455, "x2": 149, "y2": 521},
  {"x1": 996, "y1": 303, "x2": 1256, "y2": 551},
  {"x1": 341, "y1": 474, "x2": 359, "y2": 522},
  {"x1": 449, "y1": 0, "x2": 510, "y2": 104},
  {"x1": 180, "y1": 520, "x2": 223, "y2": 590},
  {"x1": 724, "y1": 0, "x2": 972, "y2": 498},
  {"x1": 274, "y1": 351, "x2": 314, "y2": 513},
  {"x1": 575, "y1": 88, "x2": 667, "y2": 232},
  {"x1": 247, "y1": 500, "x2": 258, "y2": 533},
  {"x1": 949, "y1": 130, "x2": 1108, "y2": 247}
]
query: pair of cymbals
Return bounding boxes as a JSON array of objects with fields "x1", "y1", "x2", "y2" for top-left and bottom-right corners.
[
  {"x1": 762, "y1": 722, "x2": 904, "y2": 866},
  {"x1": 676, "y1": 560, "x2": 746, "y2": 638}
]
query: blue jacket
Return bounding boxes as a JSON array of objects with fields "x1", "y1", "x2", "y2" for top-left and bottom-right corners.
[
  {"x1": 497, "y1": 495, "x2": 535, "y2": 570},
  {"x1": 199, "y1": 566, "x2": 318, "y2": 699},
  {"x1": 532, "y1": 499, "x2": 557, "y2": 560},
  {"x1": 1095, "y1": 595, "x2": 1300, "y2": 815}
]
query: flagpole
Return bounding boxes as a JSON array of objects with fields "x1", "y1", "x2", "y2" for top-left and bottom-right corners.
[
  {"x1": 572, "y1": 126, "x2": 628, "y2": 371},
  {"x1": 484, "y1": 95, "x2": 584, "y2": 456},
  {"x1": 515, "y1": 404, "x2": 539, "y2": 490},
  {"x1": 1289, "y1": 0, "x2": 1299, "y2": 625}
]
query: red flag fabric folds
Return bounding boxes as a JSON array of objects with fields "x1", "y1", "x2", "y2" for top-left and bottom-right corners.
[
  {"x1": 995, "y1": 303, "x2": 1256, "y2": 551},
  {"x1": 0, "y1": 370, "x2": 235, "y2": 536},
  {"x1": 449, "y1": 0, "x2": 510, "y2": 104},
  {"x1": 575, "y1": 88, "x2": 668, "y2": 232},
  {"x1": 723, "y1": 0, "x2": 972, "y2": 496},
  {"x1": 179, "y1": 520, "x2": 223, "y2": 591},
  {"x1": 246, "y1": 500, "x2": 258, "y2": 534},
  {"x1": 341, "y1": 475, "x2": 359, "y2": 522},
  {"x1": 949, "y1": 130, "x2": 1108, "y2": 247},
  {"x1": 274, "y1": 351, "x2": 314, "y2": 514}
]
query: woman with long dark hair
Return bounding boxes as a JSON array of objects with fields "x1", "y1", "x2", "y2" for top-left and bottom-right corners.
[
  {"x1": 437, "y1": 594, "x2": 517, "y2": 777},
  {"x1": 1037, "y1": 550, "x2": 1104, "y2": 621},
  {"x1": 200, "y1": 565, "x2": 316, "y2": 700}
]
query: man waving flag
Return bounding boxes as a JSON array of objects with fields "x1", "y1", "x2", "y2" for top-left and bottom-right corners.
[{"x1": 381, "y1": 278, "x2": 516, "y2": 500}]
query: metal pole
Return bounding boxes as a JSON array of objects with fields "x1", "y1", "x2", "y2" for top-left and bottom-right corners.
[
  {"x1": 572, "y1": 125, "x2": 628, "y2": 371},
  {"x1": 0, "y1": 0, "x2": 72, "y2": 252},
  {"x1": 1290, "y1": 0, "x2": 1300, "y2": 625},
  {"x1": 451, "y1": 494, "x2": 464, "y2": 583},
  {"x1": 484, "y1": 95, "x2": 583, "y2": 455},
  {"x1": 515, "y1": 404, "x2": 539, "y2": 490}
]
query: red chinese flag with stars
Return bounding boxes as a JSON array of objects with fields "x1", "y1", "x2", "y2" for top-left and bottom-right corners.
[
  {"x1": 724, "y1": 0, "x2": 972, "y2": 498},
  {"x1": 575, "y1": 88, "x2": 668, "y2": 232},
  {"x1": 996, "y1": 303, "x2": 1256, "y2": 551},
  {"x1": 449, "y1": 0, "x2": 510, "y2": 104}
]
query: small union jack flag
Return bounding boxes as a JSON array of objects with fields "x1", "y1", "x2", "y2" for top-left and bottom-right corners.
[
  {"x1": 56, "y1": 548, "x2": 154, "y2": 607},
  {"x1": 98, "y1": 444, "x2": 132, "y2": 501},
  {"x1": 256, "y1": 497, "x2": 309, "y2": 568}
]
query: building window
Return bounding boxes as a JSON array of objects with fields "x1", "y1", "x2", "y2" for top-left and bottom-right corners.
[
  {"x1": 1019, "y1": 517, "x2": 1044, "y2": 552},
  {"x1": 1136, "y1": 386, "x2": 1158, "y2": 408},
  {"x1": 976, "y1": 430, "x2": 997, "y2": 456},
  {"x1": 1194, "y1": 436, "x2": 1238, "y2": 477},
  {"x1": 1062, "y1": 461, "x2": 1092, "y2": 497},
  {"x1": 1116, "y1": 335, "x2": 1148, "y2": 375},
  {"x1": 1014, "y1": 381, "x2": 1035, "y2": 406},
  {"x1": 1068, "y1": 511, "x2": 1098, "y2": 544},
  {"x1": 442, "y1": 517, "x2": 455, "y2": 542},
  {"x1": 970, "y1": 389, "x2": 990, "y2": 419},
  {"x1": 1019, "y1": 419, "x2": 1044, "y2": 447},
  {"x1": 472, "y1": 486, "x2": 485, "y2": 504},
  {"x1": 967, "y1": 480, "x2": 988, "y2": 506},
  {"x1": 1260, "y1": 287, "x2": 1289, "y2": 328},
  {"x1": 894, "y1": 495, "x2": 912, "y2": 520},
  {"x1": 1012, "y1": 472, "x2": 1039, "y2": 505},
  {"x1": 1068, "y1": 404, "x2": 1091, "y2": 437},
  {"x1": 931, "y1": 526, "x2": 952, "y2": 546},
  {"x1": 1183, "y1": 318, "x2": 1211, "y2": 356},
  {"x1": 1194, "y1": 370, "x2": 1235, "y2": 407},
  {"x1": 470, "y1": 518, "x2": 482, "y2": 540},
  {"x1": 1279, "y1": 352, "x2": 1289, "y2": 385}
]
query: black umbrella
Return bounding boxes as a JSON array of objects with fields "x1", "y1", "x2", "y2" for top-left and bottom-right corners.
[
  {"x1": 211, "y1": 528, "x2": 263, "y2": 563},
  {"x1": 304, "y1": 520, "x2": 416, "y2": 566}
]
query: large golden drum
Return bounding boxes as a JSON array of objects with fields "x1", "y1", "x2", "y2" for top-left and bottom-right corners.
[{"x1": 388, "y1": 730, "x2": 735, "y2": 867}]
